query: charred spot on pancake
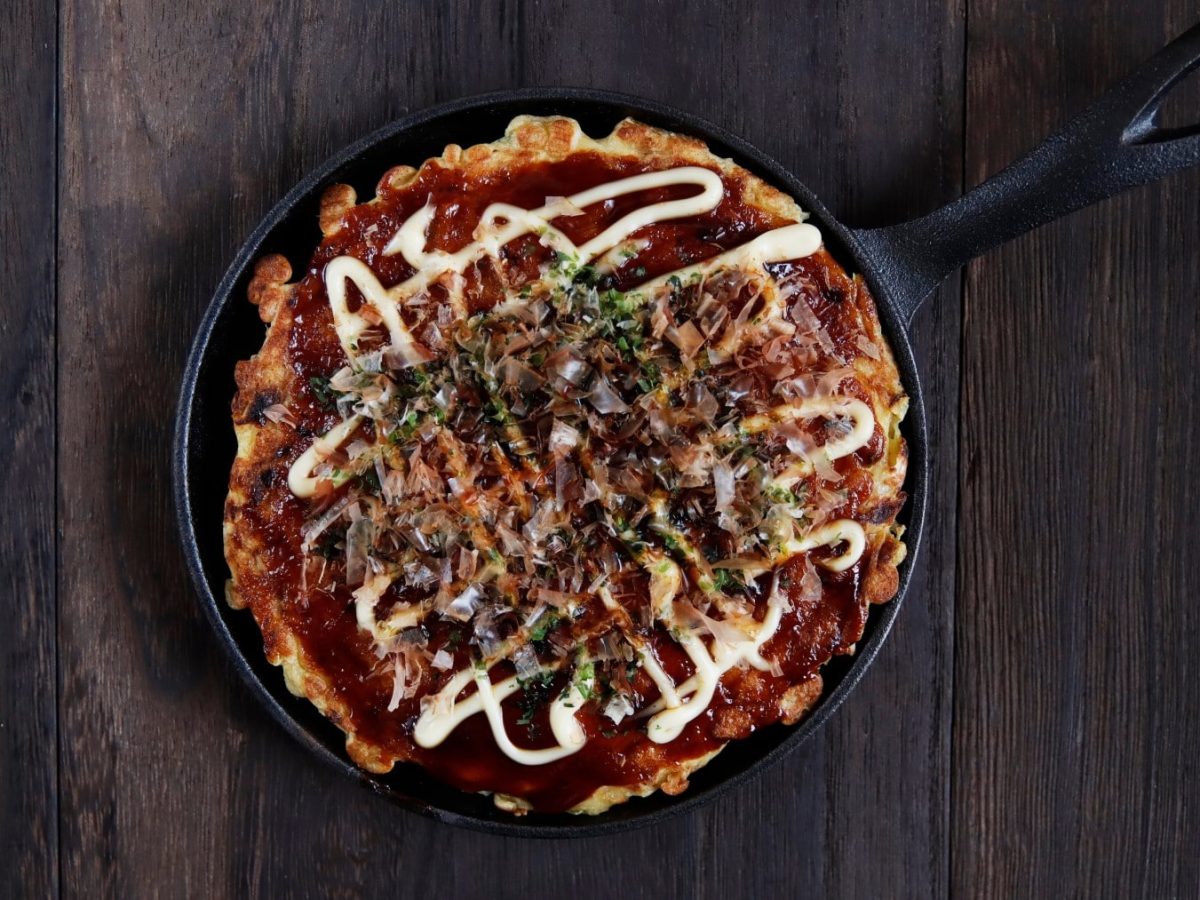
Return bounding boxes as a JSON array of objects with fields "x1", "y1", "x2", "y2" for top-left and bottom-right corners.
[
  {"x1": 243, "y1": 389, "x2": 281, "y2": 425},
  {"x1": 867, "y1": 497, "x2": 905, "y2": 525}
]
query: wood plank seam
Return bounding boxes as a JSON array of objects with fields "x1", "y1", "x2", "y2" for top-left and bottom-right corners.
[
  {"x1": 948, "y1": 2, "x2": 970, "y2": 898},
  {"x1": 53, "y1": 0, "x2": 62, "y2": 894}
]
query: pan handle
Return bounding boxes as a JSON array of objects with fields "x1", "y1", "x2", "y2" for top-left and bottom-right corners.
[{"x1": 851, "y1": 23, "x2": 1200, "y2": 323}]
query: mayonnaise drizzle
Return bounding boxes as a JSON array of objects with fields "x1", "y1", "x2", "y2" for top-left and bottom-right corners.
[
  {"x1": 637, "y1": 520, "x2": 867, "y2": 743},
  {"x1": 325, "y1": 258, "x2": 432, "y2": 368},
  {"x1": 411, "y1": 518, "x2": 863, "y2": 761},
  {"x1": 292, "y1": 167, "x2": 829, "y2": 500},
  {"x1": 741, "y1": 397, "x2": 877, "y2": 475},
  {"x1": 287, "y1": 414, "x2": 362, "y2": 498},
  {"x1": 783, "y1": 520, "x2": 867, "y2": 573},
  {"x1": 413, "y1": 660, "x2": 592, "y2": 765},
  {"x1": 287, "y1": 165, "x2": 881, "y2": 765},
  {"x1": 325, "y1": 166, "x2": 724, "y2": 363},
  {"x1": 352, "y1": 571, "x2": 427, "y2": 642},
  {"x1": 632, "y1": 223, "x2": 821, "y2": 296}
]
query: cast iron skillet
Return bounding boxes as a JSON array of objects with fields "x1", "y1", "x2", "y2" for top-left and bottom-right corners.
[{"x1": 174, "y1": 26, "x2": 1200, "y2": 837}]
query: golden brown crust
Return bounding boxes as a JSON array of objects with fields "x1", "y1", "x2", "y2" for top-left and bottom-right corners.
[
  {"x1": 246, "y1": 254, "x2": 292, "y2": 324},
  {"x1": 224, "y1": 115, "x2": 909, "y2": 815},
  {"x1": 780, "y1": 674, "x2": 825, "y2": 725},
  {"x1": 319, "y1": 183, "x2": 358, "y2": 236}
]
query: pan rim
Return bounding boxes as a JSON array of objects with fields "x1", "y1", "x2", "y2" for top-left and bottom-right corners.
[{"x1": 172, "y1": 86, "x2": 928, "y2": 838}]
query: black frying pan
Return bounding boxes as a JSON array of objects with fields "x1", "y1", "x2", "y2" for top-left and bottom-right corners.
[{"x1": 174, "y1": 25, "x2": 1200, "y2": 837}]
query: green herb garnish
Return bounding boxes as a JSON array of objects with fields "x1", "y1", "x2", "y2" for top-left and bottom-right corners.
[
  {"x1": 573, "y1": 264, "x2": 599, "y2": 287},
  {"x1": 574, "y1": 661, "x2": 596, "y2": 701},
  {"x1": 528, "y1": 612, "x2": 561, "y2": 643},
  {"x1": 389, "y1": 410, "x2": 420, "y2": 443},
  {"x1": 308, "y1": 375, "x2": 337, "y2": 410},
  {"x1": 765, "y1": 484, "x2": 797, "y2": 504},
  {"x1": 357, "y1": 466, "x2": 381, "y2": 495},
  {"x1": 516, "y1": 670, "x2": 556, "y2": 726},
  {"x1": 636, "y1": 360, "x2": 662, "y2": 393},
  {"x1": 712, "y1": 568, "x2": 745, "y2": 593}
]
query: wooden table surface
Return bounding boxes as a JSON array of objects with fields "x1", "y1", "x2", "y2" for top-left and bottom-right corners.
[{"x1": 5, "y1": 1, "x2": 1199, "y2": 896}]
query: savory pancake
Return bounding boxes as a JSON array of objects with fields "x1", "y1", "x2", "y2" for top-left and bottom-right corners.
[{"x1": 224, "y1": 115, "x2": 908, "y2": 815}]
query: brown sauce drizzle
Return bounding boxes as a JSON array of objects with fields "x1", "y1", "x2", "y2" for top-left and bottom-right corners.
[{"x1": 232, "y1": 149, "x2": 890, "y2": 813}]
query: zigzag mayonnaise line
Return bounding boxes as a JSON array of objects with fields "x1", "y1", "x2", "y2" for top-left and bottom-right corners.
[
  {"x1": 283, "y1": 166, "x2": 874, "y2": 768},
  {"x1": 411, "y1": 523, "x2": 865, "y2": 763}
]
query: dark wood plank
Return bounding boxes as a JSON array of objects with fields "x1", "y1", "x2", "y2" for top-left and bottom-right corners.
[
  {"x1": 559, "y1": 3, "x2": 967, "y2": 896},
  {"x1": 957, "y1": 3, "x2": 1200, "y2": 895},
  {"x1": 0, "y1": 0, "x2": 58, "y2": 896},
  {"x1": 58, "y1": 1, "x2": 959, "y2": 896}
]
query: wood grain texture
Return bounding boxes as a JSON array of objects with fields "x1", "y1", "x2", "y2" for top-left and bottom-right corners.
[
  {"x1": 46, "y1": 0, "x2": 1200, "y2": 896},
  {"x1": 0, "y1": 0, "x2": 58, "y2": 896},
  {"x1": 55, "y1": 1, "x2": 960, "y2": 897},
  {"x1": 956, "y1": 2, "x2": 1200, "y2": 896}
]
